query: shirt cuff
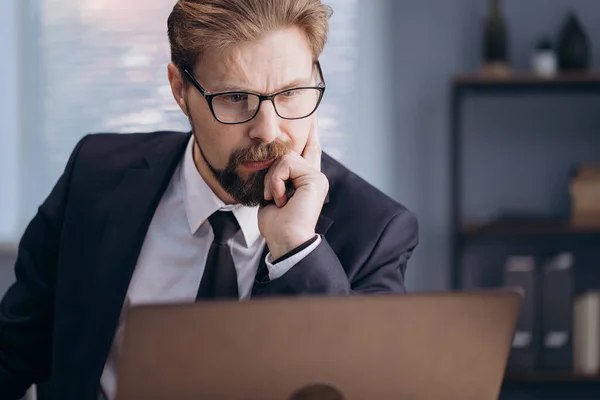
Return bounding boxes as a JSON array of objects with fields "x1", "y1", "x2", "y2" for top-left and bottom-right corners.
[{"x1": 265, "y1": 235, "x2": 322, "y2": 281}]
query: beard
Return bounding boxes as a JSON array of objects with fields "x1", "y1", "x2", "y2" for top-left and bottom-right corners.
[{"x1": 188, "y1": 114, "x2": 292, "y2": 207}]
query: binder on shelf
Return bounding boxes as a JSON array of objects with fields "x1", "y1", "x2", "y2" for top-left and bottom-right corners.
[
  {"x1": 574, "y1": 292, "x2": 600, "y2": 375},
  {"x1": 503, "y1": 255, "x2": 538, "y2": 371},
  {"x1": 540, "y1": 252, "x2": 574, "y2": 370}
]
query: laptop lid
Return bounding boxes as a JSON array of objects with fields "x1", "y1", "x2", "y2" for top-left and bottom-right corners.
[{"x1": 115, "y1": 290, "x2": 521, "y2": 400}]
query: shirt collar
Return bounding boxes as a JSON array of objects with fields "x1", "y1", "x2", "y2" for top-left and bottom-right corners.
[{"x1": 180, "y1": 136, "x2": 261, "y2": 248}]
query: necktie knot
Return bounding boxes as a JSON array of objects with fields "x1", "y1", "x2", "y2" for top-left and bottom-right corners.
[{"x1": 208, "y1": 211, "x2": 240, "y2": 245}]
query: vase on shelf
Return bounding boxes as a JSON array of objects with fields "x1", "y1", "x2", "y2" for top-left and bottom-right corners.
[
  {"x1": 556, "y1": 11, "x2": 591, "y2": 72},
  {"x1": 532, "y1": 37, "x2": 557, "y2": 78},
  {"x1": 482, "y1": 0, "x2": 510, "y2": 76}
]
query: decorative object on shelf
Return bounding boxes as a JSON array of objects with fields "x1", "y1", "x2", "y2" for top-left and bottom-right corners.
[
  {"x1": 556, "y1": 10, "x2": 592, "y2": 71},
  {"x1": 540, "y1": 252, "x2": 574, "y2": 370},
  {"x1": 574, "y1": 292, "x2": 600, "y2": 375},
  {"x1": 570, "y1": 164, "x2": 600, "y2": 227},
  {"x1": 532, "y1": 37, "x2": 557, "y2": 77},
  {"x1": 482, "y1": 0, "x2": 510, "y2": 76}
]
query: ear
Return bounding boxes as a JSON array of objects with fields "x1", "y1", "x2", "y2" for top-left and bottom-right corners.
[{"x1": 167, "y1": 62, "x2": 188, "y2": 116}]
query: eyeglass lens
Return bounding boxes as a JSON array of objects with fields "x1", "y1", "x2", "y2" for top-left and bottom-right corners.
[{"x1": 211, "y1": 88, "x2": 322, "y2": 123}]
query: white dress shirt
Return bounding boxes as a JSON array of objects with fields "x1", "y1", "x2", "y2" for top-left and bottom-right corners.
[{"x1": 99, "y1": 136, "x2": 321, "y2": 399}]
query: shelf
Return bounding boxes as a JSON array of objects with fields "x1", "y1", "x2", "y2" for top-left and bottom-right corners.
[
  {"x1": 452, "y1": 71, "x2": 600, "y2": 93},
  {"x1": 461, "y1": 219, "x2": 600, "y2": 236},
  {"x1": 455, "y1": 71, "x2": 600, "y2": 85},
  {"x1": 505, "y1": 371, "x2": 600, "y2": 383}
]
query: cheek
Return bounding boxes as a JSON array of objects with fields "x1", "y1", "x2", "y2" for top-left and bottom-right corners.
[
  {"x1": 284, "y1": 119, "x2": 312, "y2": 154},
  {"x1": 209, "y1": 130, "x2": 246, "y2": 165},
  {"x1": 192, "y1": 113, "x2": 247, "y2": 166}
]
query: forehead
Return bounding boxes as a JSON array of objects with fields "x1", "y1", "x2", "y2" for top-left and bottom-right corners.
[{"x1": 195, "y1": 27, "x2": 315, "y2": 92}]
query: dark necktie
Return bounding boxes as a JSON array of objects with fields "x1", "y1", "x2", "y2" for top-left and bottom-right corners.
[{"x1": 196, "y1": 210, "x2": 240, "y2": 300}]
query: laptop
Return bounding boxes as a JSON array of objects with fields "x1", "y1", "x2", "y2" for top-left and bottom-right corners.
[{"x1": 115, "y1": 290, "x2": 522, "y2": 400}]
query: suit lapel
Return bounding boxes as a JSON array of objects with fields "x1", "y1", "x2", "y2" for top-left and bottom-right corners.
[
  {"x1": 315, "y1": 212, "x2": 333, "y2": 235},
  {"x1": 88, "y1": 132, "x2": 190, "y2": 385}
]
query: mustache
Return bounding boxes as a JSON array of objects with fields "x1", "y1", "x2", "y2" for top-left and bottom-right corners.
[{"x1": 228, "y1": 140, "x2": 292, "y2": 168}]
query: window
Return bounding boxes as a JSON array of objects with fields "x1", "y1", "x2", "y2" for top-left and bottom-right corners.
[
  {"x1": 0, "y1": 0, "x2": 20, "y2": 242},
  {"x1": 2, "y1": 0, "x2": 358, "y2": 241}
]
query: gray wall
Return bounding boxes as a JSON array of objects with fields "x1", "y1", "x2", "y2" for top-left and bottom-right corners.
[
  {"x1": 0, "y1": 252, "x2": 16, "y2": 296},
  {"x1": 0, "y1": 0, "x2": 20, "y2": 242},
  {"x1": 391, "y1": 0, "x2": 482, "y2": 291},
  {"x1": 0, "y1": 0, "x2": 19, "y2": 291}
]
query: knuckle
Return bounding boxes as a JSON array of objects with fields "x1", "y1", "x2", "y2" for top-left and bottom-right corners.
[
  {"x1": 269, "y1": 174, "x2": 280, "y2": 186},
  {"x1": 279, "y1": 154, "x2": 293, "y2": 169}
]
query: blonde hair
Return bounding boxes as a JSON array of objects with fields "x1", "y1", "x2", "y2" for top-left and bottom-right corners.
[{"x1": 167, "y1": 0, "x2": 332, "y2": 70}]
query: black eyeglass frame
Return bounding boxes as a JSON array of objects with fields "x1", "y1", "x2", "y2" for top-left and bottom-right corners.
[{"x1": 181, "y1": 61, "x2": 326, "y2": 125}]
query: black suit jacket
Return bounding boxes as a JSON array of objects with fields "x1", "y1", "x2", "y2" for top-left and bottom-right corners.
[{"x1": 0, "y1": 131, "x2": 418, "y2": 399}]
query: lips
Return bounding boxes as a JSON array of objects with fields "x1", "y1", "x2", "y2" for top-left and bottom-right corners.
[{"x1": 241, "y1": 158, "x2": 276, "y2": 171}]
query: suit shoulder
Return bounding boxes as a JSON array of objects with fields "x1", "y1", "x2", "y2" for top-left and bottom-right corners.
[
  {"x1": 322, "y1": 153, "x2": 416, "y2": 227},
  {"x1": 78, "y1": 131, "x2": 186, "y2": 158},
  {"x1": 71, "y1": 131, "x2": 188, "y2": 170},
  {"x1": 61, "y1": 131, "x2": 189, "y2": 191}
]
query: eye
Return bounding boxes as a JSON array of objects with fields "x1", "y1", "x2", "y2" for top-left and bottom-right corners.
[
  {"x1": 223, "y1": 93, "x2": 248, "y2": 103},
  {"x1": 283, "y1": 89, "x2": 300, "y2": 97}
]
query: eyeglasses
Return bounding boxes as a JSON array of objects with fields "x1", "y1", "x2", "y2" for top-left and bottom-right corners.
[{"x1": 182, "y1": 61, "x2": 326, "y2": 125}]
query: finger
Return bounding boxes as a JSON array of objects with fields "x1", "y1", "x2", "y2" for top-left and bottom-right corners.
[
  {"x1": 263, "y1": 157, "x2": 282, "y2": 203},
  {"x1": 263, "y1": 157, "x2": 286, "y2": 206},
  {"x1": 264, "y1": 152, "x2": 317, "y2": 206},
  {"x1": 263, "y1": 156, "x2": 288, "y2": 203},
  {"x1": 268, "y1": 152, "x2": 314, "y2": 180},
  {"x1": 301, "y1": 117, "x2": 322, "y2": 172},
  {"x1": 268, "y1": 157, "x2": 292, "y2": 208},
  {"x1": 263, "y1": 173, "x2": 273, "y2": 202}
]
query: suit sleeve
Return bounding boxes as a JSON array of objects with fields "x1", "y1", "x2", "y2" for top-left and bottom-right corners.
[
  {"x1": 0, "y1": 135, "x2": 89, "y2": 399},
  {"x1": 253, "y1": 210, "x2": 418, "y2": 296}
]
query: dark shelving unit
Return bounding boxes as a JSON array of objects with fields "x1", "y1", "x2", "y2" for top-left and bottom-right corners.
[
  {"x1": 504, "y1": 372, "x2": 600, "y2": 383},
  {"x1": 449, "y1": 72, "x2": 600, "y2": 396},
  {"x1": 450, "y1": 71, "x2": 600, "y2": 290},
  {"x1": 452, "y1": 71, "x2": 600, "y2": 92},
  {"x1": 461, "y1": 219, "x2": 600, "y2": 236}
]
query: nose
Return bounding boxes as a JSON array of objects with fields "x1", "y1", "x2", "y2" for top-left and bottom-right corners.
[{"x1": 247, "y1": 99, "x2": 281, "y2": 143}]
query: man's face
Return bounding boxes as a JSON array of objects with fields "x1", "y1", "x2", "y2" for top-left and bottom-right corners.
[{"x1": 179, "y1": 27, "x2": 318, "y2": 206}]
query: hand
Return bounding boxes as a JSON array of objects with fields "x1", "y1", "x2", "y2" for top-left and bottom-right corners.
[{"x1": 258, "y1": 118, "x2": 329, "y2": 260}]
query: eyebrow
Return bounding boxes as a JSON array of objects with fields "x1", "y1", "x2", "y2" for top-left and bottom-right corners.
[{"x1": 210, "y1": 77, "x2": 315, "y2": 94}]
